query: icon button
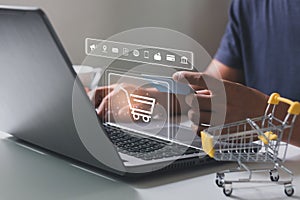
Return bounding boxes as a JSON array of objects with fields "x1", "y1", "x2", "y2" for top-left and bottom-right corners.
[
  {"x1": 133, "y1": 49, "x2": 140, "y2": 57},
  {"x1": 144, "y1": 51, "x2": 150, "y2": 59},
  {"x1": 123, "y1": 48, "x2": 129, "y2": 56},
  {"x1": 89, "y1": 44, "x2": 96, "y2": 51},
  {"x1": 112, "y1": 47, "x2": 119, "y2": 54},
  {"x1": 166, "y1": 54, "x2": 175, "y2": 62},
  {"x1": 180, "y1": 56, "x2": 188, "y2": 64},
  {"x1": 102, "y1": 45, "x2": 108, "y2": 53},
  {"x1": 120, "y1": 86, "x2": 156, "y2": 123},
  {"x1": 154, "y1": 52, "x2": 162, "y2": 61}
]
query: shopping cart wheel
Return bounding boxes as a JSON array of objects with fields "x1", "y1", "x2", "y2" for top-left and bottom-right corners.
[
  {"x1": 284, "y1": 185, "x2": 294, "y2": 197},
  {"x1": 133, "y1": 114, "x2": 140, "y2": 121},
  {"x1": 215, "y1": 173, "x2": 225, "y2": 187},
  {"x1": 269, "y1": 169, "x2": 279, "y2": 182},
  {"x1": 143, "y1": 116, "x2": 150, "y2": 123},
  {"x1": 215, "y1": 179, "x2": 224, "y2": 187},
  {"x1": 223, "y1": 184, "x2": 233, "y2": 196}
]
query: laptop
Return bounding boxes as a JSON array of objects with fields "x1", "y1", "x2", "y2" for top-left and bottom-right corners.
[{"x1": 0, "y1": 6, "x2": 211, "y2": 176}]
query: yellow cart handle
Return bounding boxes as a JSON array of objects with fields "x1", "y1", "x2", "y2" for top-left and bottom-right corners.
[{"x1": 268, "y1": 93, "x2": 300, "y2": 115}]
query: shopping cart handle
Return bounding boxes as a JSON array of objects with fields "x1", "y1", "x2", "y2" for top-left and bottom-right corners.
[{"x1": 268, "y1": 93, "x2": 300, "y2": 115}]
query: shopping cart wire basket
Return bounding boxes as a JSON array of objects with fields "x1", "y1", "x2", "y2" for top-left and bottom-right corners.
[{"x1": 201, "y1": 93, "x2": 300, "y2": 197}]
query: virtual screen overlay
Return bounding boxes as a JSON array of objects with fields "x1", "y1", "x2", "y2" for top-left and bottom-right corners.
[
  {"x1": 72, "y1": 27, "x2": 225, "y2": 172},
  {"x1": 102, "y1": 69, "x2": 200, "y2": 148},
  {"x1": 86, "y1": 38, "x2": 194, "y2": 70},
  {"x1": 82, "y1": 38, "x2": 203, "y2": 149}
]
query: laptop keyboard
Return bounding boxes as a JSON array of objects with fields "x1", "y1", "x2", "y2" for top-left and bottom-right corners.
[{"x1": 103, "y1": 124, "x2": 201, "y2": 161}]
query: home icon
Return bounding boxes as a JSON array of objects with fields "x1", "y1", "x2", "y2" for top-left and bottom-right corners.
[{"x1": 180, "y1": 56, "x2": 188, "y2": 64}]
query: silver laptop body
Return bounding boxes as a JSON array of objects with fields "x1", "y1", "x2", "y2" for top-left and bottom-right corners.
[{"x1": 0, "y1": 6, "x2": 211, "y2": 176}]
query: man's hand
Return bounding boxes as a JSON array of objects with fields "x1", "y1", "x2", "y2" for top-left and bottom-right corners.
[
  {"x1": 88, "y1": 84, "x2": 147, "y2": 122},
  {"x1": 88, "y1": 83, "x2": 177, "y2": 123},
  {"x1": 173, "y1": 71, "x2": 269, "y2": 134}
]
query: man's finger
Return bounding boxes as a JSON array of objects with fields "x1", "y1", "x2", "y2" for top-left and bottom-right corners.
[
  {"x1": 96, "y1": 91, "x2": 116, "y2": 119},
  {"x1": 93, "y1": 86, "x2": 115, "y2": 107},
  {"x1": 173, "y1": 71, "x2": 222, "y2": 92},
  {"x1": 173, "y1": 71, "x2": 206, "y2": 89},
  {"x1": 117, "y1": 105, "x2": 133, "y2": 122},
  {"x1": 95, "y1": 85, "x2": 115, "y2": 96},
  {"x1": 196, "y1": 89, "x2": 211, "y2": 95}
]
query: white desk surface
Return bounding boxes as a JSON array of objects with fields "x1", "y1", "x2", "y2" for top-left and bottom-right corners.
[{"x1": 1, "y1": 131, "x2": 300, "y2": 200}]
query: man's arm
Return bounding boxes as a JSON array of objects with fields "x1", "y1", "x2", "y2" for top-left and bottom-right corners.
[
  {"x1": 206, "y1": 60, "x2": 300, "y2": 146},
  {"x1": 204, "y1": 59, "x2": 245, "y2": 84}
]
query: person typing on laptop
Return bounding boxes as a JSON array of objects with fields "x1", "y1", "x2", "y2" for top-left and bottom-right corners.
[
  {"x1": 89, "y1": 83, "x2": 192, "y2": 127},
  {"x1": 92, "y1": 0, "x2": 300, "y2": 147}
]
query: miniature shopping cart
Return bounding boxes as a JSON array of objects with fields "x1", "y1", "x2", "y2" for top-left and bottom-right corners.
[
  {"x1": 120, "y1": 86, "x2": 156, "y2": 123},
  {"x1": 201, "y1": 93, "x2": 300, "y2": 197}
]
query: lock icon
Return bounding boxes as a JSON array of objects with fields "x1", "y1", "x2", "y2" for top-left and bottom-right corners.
[{"x1": 154, "y1": 52, "x2": 162, "y2": 61}]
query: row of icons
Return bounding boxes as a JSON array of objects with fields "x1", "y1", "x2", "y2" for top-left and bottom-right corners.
[{"x1": 89, "y1": 44, "x2": 189, "y2": 65}]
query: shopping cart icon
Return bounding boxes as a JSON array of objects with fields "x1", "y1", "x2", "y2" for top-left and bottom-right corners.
[
  {"x1": 201, "y1": 93, "x2": 300, "y2": 197},
  {"x1": 120, "y1": 86, "x2": 156, "y2": 123}
]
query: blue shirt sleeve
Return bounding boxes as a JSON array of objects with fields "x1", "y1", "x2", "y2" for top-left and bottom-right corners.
[{"x1": 214, "y1": 0, "x2": 243, "y2": 69}]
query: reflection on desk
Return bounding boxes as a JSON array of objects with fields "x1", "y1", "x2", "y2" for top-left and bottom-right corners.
[{"x1": 0, "y1": 131, "x2": 300, "y2": 200}]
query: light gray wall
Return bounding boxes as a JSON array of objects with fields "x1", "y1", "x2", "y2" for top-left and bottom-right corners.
[{"x1": 0, "y1": 0, "x2": 231, "y2": 64}]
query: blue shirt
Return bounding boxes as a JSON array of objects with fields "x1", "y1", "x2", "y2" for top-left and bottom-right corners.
[{"x1": 215, "y1": 0, "x2": 300, "y2": 100}]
